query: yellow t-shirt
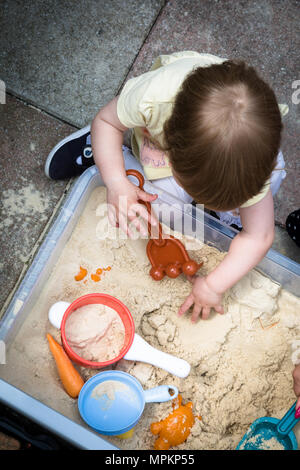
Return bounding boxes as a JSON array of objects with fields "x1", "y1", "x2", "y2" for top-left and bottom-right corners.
[
  {"x1": 117, "y1": 51, "x2": 284, "y2": 208},
  {"x1": 117, "y1": 51, "x2": 225, "y2": 177}
]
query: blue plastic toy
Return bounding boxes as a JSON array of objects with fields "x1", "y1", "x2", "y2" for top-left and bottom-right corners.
[
  {"x1": 78, "y1": 370, "x2": 178, "y2": 436},
  {"x1": 237, "y1": 401, "x2": 299, "y2": 450}
]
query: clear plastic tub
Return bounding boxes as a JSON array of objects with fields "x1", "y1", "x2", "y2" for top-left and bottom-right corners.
[{"x1": 0, "y1": 166, "x2": 299, "y2": 449}]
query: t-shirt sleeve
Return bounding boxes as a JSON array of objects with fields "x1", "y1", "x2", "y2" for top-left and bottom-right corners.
[
  {"x1": 240, "y1": 180, "x2": 271, "y2": 208},
  {"x1": 117, "y1": 51, "x2": 226, "y2": 133},
  {"x1": 117, "y1": 74, "x2": 154, "y2": 129}
]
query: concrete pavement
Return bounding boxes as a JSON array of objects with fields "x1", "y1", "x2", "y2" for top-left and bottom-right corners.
[{"x1": 0, "y1": 0, "x2": 299, "y2": 320}]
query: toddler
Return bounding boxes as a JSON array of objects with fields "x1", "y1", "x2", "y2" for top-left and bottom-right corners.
[{"x1": 45, "y1": 51, "x2": 287, "y2": 322}]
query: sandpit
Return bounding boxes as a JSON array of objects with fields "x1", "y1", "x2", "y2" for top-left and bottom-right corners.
[{"x1": 1, "y1": 186, "x2": 299, "y2": 450}]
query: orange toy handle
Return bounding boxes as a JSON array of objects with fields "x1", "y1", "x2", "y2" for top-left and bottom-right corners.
[
  {"x1": 126, "y1": 169, "x2": 145, "y2": 190},
  {"x1": 126, "y1": 169, "x2": 164, "y2": 244}
]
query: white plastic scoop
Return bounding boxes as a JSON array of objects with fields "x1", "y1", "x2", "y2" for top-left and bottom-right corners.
[{"x1": 48, "y1": 302, "x2": 191, "y2": 378}]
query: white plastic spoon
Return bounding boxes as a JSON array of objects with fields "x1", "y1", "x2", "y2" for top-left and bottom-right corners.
[{"x1": 48, "y1": 301, "x2": 190, "y2": 378}]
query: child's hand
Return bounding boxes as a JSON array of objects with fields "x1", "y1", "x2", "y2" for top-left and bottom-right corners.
[
  {"x1": 178, "y1": 276, "x2": 224, "y2": 323},
  {"x1": 106, "y1": 176, "x2": 158, "y2": 238},
  {"x1": 292, "y1": 364, "x2": 300, "y2": 412}
]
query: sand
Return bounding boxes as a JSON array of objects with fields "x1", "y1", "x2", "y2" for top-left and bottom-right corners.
[
  {"x1": 65, "y1": 304, "x2": 125, "y2": 362},
  {"x1": 91, "y1": 380, "x2": 132, "y2": 411},
  {"x1": 0, "y1": 186, "x2": 299, "y2": 450},
  {"x1": 240, "y1": 434, "x2": 286, "y2": 450}
]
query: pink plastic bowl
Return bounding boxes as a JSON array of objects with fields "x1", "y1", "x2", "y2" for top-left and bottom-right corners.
[{"x1": 60, "y1": 293, "x2": 135, "y2": 369}]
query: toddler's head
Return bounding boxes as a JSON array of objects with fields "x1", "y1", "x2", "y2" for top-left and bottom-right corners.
[{"x1": 164, "y1": 60, "x2": 282, "y2": 210}]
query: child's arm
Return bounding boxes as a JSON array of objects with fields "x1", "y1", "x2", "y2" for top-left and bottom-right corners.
[
  {"x1": 91, "y1": 98, "x2": 158, "y2": 236},
  {"x1": 206, "y1": 189, "x2": 275, "y2": 292},
  {"x1": 91, "y1": 97, "x2": 128, "y2": 186},
  {"x1": 292, "y1": 364, "x2": 300, "y2": 413},
  {"x1": 178, "y1": 190, "x2": 275, "y2": 322}
]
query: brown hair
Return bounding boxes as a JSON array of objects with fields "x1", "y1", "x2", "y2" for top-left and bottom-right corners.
[{"x1": 163, "y1": 60, "x2": 282, "y2": 210}]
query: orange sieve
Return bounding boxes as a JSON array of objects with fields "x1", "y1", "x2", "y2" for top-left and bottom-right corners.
[{"x1": 60, "y1": 293, "x2": 135, "y2": 369}]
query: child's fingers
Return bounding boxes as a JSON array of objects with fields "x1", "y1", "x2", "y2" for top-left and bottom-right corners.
[
  {"x1": 191, "y1": 303, "x2": 202, "y2": 323},
  {"x1": 129, "y1": 201, "x2": 157, "y2": 227},
  {"x1": 201, "y1": 306, "x2": 211, "y2": 320},
  {"x1": 127, "y1": 209, "x2": 148, "y2": 236},
  {"x1": 118, "y1": 212, "x2": 132, "y2": 239},
  {"x1": 214, "y1": 305, "x2": 224, "y2": 315},
  {"x1": 137, "y1": 188, "x2": 158, "y2": 203},
  {"x1": 107, "y1": 207, "x2": 119, "y2": 227},
  {"x1": 178, "y1": 294, "x2": 194, "y2": 317},
  {"x1": 135, "y1": 192, "x2": 158, "y2": 226},
  {"x1": 128, "y1": 216, "x2": 148, "y2": 237}
]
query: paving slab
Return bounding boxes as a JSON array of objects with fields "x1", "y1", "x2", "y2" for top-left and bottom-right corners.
[
  {"x1": 126, "y1": 0, "x2": 300, "y2": 227},
  {"x1": 0, "y1": 0, "x2": 298, "y2": 321},
  {"x1": 0, "y1": 0, "x2": 165, "y2": 128},
  {"x1": 0, "y1": 94, "x2": 76, "y2": 315}
]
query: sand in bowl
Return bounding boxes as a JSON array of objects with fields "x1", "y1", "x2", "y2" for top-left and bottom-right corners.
[{"x1": 65, "y1": 304, "x2": 125, "y2": 363}]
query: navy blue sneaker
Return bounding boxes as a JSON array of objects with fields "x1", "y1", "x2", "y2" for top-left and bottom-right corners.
[
  {"x1": 286, "y1": 209, "x2": 300, "y2": 247},
  {"x1": 45, "y1": 125, "x2": 95, "y2": 179}
]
